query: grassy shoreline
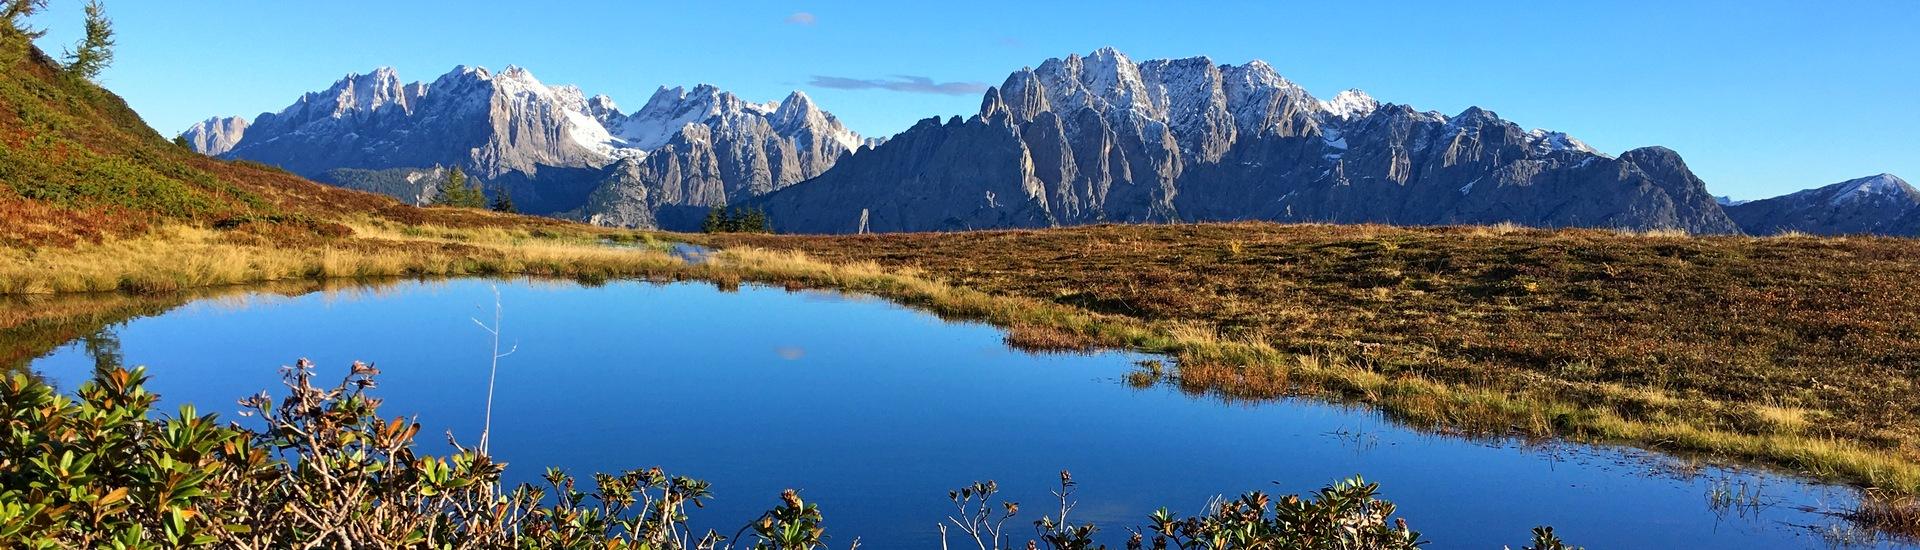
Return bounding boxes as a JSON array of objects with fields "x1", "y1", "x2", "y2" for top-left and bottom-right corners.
[
  {"x1": 5, "y1": 223, "x2": 1920, "y2": 505},
  {"x1": 713, "y1": 224, "x2": 1920, "y2": 499}
]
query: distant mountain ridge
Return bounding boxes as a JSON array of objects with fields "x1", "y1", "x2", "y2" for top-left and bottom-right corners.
[
  {"x1": 181, "y1": 65, "x2": 874, "y2": 227},
  {"x1": 1726, "y1": 174, "x2": 1920, "y2": 236},
  {"x1": 747, "y1": 48, "x2": 1742, "y2": 234}
]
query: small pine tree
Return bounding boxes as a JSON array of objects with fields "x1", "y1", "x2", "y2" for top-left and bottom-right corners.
[
  {"x1": 434, "y1": 166, "x2": 486, "y2": 208},
  {"x1": 489, "y1": 186, "x2": 516, "y2": 213},
  {"x1": 61, "y1": 0, "x2": 113, "y2": 81},
  {"x1": 171, "y1": 134, "x2": 191, "y2": 149},
  {"x1": 701, "y1": 206, "x2": 726, "y2": 233},
  {"x1": 2, "y1": 0, "x2": 49, "y2": 40},
  {"x1": 739, "y1": 207, "x2": 769, "y2": 233},
  {"x1": 460, "y1": 172, "x2": 486, "y2": 208}
]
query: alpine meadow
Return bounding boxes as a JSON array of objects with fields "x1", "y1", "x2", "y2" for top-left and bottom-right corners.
[{"x1": 4, "y1": 1, "x2": 1919, "y2": 548}]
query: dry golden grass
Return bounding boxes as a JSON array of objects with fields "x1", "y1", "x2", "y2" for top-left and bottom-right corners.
[{"x1": 0, "y1": 220, "x2": 691, "y2": 295}]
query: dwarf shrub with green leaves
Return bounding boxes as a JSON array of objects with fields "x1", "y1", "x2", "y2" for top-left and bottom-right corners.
[{"x1": 0, "y1": 361, "x2": 824, "y2": 548}]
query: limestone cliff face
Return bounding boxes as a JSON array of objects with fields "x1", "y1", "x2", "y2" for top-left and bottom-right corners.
[
  {"x1": 754, "y1": 48, "x2": 1745, "y2": 235},
  {"x1": 179, "y1": 116, "x2": 247, "y2": 156},
  {"x1": 748, "y1": 116, "x2": 1051, "y2": 233}
]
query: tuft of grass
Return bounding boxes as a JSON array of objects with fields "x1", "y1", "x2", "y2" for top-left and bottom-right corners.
[
  {"x1": 1003, "y1": 323, "x2": 1097, "y2": 353},
  {"x1": 1850, "y1": 490, "x2": 1920, "y2": 542}
]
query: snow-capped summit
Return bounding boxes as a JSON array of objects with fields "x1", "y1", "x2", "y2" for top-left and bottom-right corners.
[
  {"x1": 1321, "y1": 89, "x2": 1378, "y2": 120},
  {"x1": 1525, "y1": 129, "x2": 1600, "y2": 156},
  {"x1": 1828, "y1": 173, "x2": 1915, "y2": 205},
  {"x1": 611, "y1": 84, "x2": 770, "y2": 150},
  {"x1": 585, "y1": 94, "x2": 621, "y2": 123},
  {"x1": 771, "y1": 90, "x2": 865, "y2": 151}
]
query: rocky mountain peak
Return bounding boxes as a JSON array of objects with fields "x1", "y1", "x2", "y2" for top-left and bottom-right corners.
[
  {"x1": 498, "y1": 64, "x2": 535, "y2": 80},
  {"x1": 1321, "y1": 89, "x2": 1378, "y2": 120},
  {"x1": 586, "y1": 94, "x2": 621, "y2": 122},
  {"x1": 179, "y1": 115, "x2": 248, "y2": 156},
  {"x1": 1829, "y1": 173, "x2": 1916, "y2": 205},
  {"x1": 315, "y1": 66, "x2": 414, "y2": 116}
]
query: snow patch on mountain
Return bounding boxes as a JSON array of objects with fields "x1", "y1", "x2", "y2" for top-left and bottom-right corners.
[
  {"x1": 1526, "y1": 129, "x2": 1601, "y2": 156},
  {"x1": 1829, "y1": 173, "x2": 1914, "y2": 205},
  {"x1": 1321, "y1": 89, "x2": 1378, "y2": 120}
]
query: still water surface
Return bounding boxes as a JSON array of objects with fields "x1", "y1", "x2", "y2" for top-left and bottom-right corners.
[{"x1": 26, "y1": 279, "x2": 1909, "y2": 548}]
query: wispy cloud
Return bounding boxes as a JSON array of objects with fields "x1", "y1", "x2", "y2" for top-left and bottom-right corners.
[
  {"x1": 784, "y1": 12, "x2": 816, "y2": 25},
  {"x1": 806, "y1": 75, "x2": 989, "y2": 96}
]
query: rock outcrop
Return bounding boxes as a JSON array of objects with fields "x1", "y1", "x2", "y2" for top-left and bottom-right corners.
[{"x1": 179, "y1": 116, "x2": 247, "y2": 156}]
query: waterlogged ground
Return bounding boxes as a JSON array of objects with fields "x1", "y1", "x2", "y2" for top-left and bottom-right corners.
[{"x1": 24, "y1": 279, "x2": 1914, "y2": 549}]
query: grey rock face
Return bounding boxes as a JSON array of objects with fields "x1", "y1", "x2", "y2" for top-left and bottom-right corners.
[
  {"x1": 179, "y1": 116, "x2": 248, "y2": 156},
  {"x1": 319, "y1": 166, "x2": 447, "y2": 206},
  {"x1": 573, "y1": 158, "x2": 658, "y2": 229},
  {"x1": 755, "y1": 47, "x2": 1744, "y2": 235},
  {"x1": 1726, "y1": 174, "x2": 1919, "y2": 236},
  {"x1": 746, "y1": 116, "x2": 1052, "y2": 233},
  {"x1": 188, "y1": 66, "x2": 868, "y2": 228}
]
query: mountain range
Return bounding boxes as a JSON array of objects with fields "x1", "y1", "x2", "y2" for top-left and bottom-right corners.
[
  {"x1": 184, "y1": 48, "x2": 1913, "y2": 236},
  {"x1": 182, "y1": 65, "x2": 873, "y2": 227}
]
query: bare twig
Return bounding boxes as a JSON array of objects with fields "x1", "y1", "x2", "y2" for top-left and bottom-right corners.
[{"x1": 471, "y1": 284, "x2": 518, "y2": 455}]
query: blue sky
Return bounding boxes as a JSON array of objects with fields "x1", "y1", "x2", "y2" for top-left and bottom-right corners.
[{"x1": 30, "y1": 0, "x2": 1918, "y2": 199}]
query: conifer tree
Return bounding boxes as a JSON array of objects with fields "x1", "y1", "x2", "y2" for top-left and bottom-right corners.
[
  {"x1": 702, "y1": 206, "x2": 726, "y2": 233},
  {"x1": 489, "y1": 186, "x2": 516, "y2": 213},
  {"x1": 61, "y1": 0, "x2": 112, "y2": 80},
  {"x1": 739, "y1": 207, "x2": 769, "y2": 233},
  {"x1": 2, "y1": 0, "x2": 48, "y2": 40},
  {"x1": 460, "y1": 170, "x2": 485, "y2": 208},
  {"x1": 433, "y1": 167, "x2": 480, "y2": 207}
]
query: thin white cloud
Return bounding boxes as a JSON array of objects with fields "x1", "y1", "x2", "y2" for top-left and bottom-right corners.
[
  {"x1": 784, "y1": 12, "x2": 816, "y2": 25},
  {"x1": 807, "y1": 75, "x2": 989, "y2": 96}
]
